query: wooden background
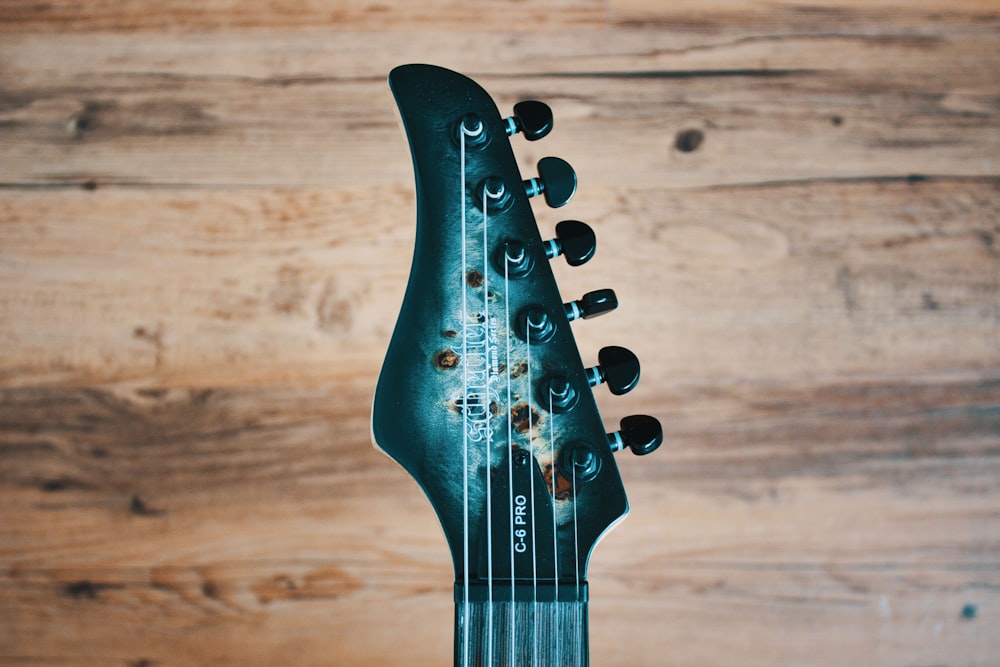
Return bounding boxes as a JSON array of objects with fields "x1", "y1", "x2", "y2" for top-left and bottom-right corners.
[{"x1": 1, "y1": 1, "x2": 998, "y2": 664}]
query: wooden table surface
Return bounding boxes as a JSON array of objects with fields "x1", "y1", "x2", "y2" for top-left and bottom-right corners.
[{"x1": 1, "y1": 1, "x2": 998, "y2": 665}]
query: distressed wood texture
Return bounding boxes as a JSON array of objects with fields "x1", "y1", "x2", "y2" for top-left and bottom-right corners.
[{"x1": 1, "y1": 1, "x2": 999, "y2": 665}]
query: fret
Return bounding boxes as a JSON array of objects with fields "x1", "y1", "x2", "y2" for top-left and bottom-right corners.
[{"x1": 455, "y1": 600, "x2": 588, "y2": 667}]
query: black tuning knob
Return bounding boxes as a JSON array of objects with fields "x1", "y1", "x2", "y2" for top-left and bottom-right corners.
[
  {"x1": 607, "y1": 415, "x2": 663, "y2": 456},
  {"x1": 565, "y1": 288, "x2": 617, "y2": 321},
  {"x1": 544, "y1": 220, "x2": 596, "y2": 266},
  {"x1": 523, "y1": 157, "x2": 577, "y2": 208},
  {"x1": 586, "y1": 346, "x2": 640, "y2": 395},
  {"x1": 504, "y1": 101, "x2": 553, "y2": 141}
]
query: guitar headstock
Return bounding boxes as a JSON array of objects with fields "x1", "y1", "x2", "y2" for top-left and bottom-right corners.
[{"x1": 373, "y1": 64, "x2": 662, "y2": 602}]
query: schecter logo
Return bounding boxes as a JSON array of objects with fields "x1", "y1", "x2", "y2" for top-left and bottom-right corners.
[{"x1": 462, "y1": 318, "x2": 500, "y2": 443}]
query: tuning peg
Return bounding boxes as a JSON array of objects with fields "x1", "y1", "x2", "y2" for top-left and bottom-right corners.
[
  {"x1": 538, "y1": 374, "x2": 579, "y2": 413},
  {"x1": 564, "y1": 288, "x2": 617, "y2": 321},
  {"x1": 504, "y1": 101, "x2": 553, "y2": 141},
  {"x1": 523, "y1": 157, "x2": 576, "y2": 208},
  {"x1": 562, "y1": 442, "x2": 601, "y2": 482},
  {"x1": 457, "y1": 113, "x2": 489, "y2": 148},
  {"x1": 544, "y1": 220, "x2": 596, "y2": 267},
  {"x1": 515, "y1": 305, "x2": 557, "y2": 343},
  {"x1": 586, "y1": 346, "x2": 640, "y2": 395},
  {"x1": 492, "y1": 238, "x2": 534, "y2": 279},
  {"x1": 607, "y1": 415, "x2": 663, "y2": 456}
]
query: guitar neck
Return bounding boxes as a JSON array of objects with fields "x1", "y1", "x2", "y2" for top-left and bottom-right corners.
[{"x1": 455, "y1": 599, "x2": 589, "y2": 667}]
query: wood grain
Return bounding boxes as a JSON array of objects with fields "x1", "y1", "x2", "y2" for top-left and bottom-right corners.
[
  {"x1": 3, "y1": 28, "x2": 998, "y2": 188},
  {"x1": 1, "y1": 1, "x2": 998, "y2": 665}
]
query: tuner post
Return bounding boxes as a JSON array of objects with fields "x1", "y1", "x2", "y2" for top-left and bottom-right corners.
[
  {"x1": 562, "y1": 442, "x2": 602, "y2": 483},
  {"x1": 454, "y1": 112, "x2": 490, "y2": 149},
  {"x1": 538, "y1": 374, "x2": 579, "y2": 413},
  {"x1": 515, "y1": 306, "x2": 556, "y2": 343},
  {"x1": 474, "y1": 176, "x2": 514, "y2": 214},
  {"x1": 492, "y1": 239, "x2": 535, "y2": 279}
]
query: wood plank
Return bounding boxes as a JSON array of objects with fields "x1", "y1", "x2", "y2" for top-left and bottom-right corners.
[
  {"x1": 0, "y1": 0, "x2": 608, "y2": 33},
  {"x1": 1, "y1": 0, "x2": 996, "y2": 32},
  {"x1": 611, "y1": 0, "x2": 1000, "y2": 30},
  {"x1": 0, "y1": 186, "x2": 407, "y2": 388},
  {"x1": 1, "y1": 29, "x2": 997, "y2": 188},
  {"x1": 1, "y1": 178, "x2": 996, "y2": 388}
]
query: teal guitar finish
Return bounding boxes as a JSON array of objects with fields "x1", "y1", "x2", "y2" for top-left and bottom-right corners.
[{"x1": 372, "y1": 64, "x2": 662, "y2": 665}]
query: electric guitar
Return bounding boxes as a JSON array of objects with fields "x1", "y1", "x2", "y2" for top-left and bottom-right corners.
[{"x1": 372, "y1": 64, "x2": 663, "y2": 667}]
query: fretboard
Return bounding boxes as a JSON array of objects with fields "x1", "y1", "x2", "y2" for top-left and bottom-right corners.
[{"x1": 454, "y1": 599, "x2": 588, "y2": 667}]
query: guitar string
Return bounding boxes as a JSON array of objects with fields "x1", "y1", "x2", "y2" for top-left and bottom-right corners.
[
  {"x1": 573, "y1": 459, "x2": 580, "y2": 600},
  {"x1": 481, "y1": 182, "x2": 494, "y2": 667},
  {"x1": 573, "y1": 456, "x2": 580, "y2": 663},
  {"x1": 459, "y1": 126, "x2": 470, "y2": 667},
  {"x1": 527, "y1": 327, "x2": 538, "y2": 667},
  {"x1": 504, "y1": 253, "x2": 515, "y2": 666},
  {"x1": 459, "y1": 119, "x2": 595, "y2": 666},
  {"x1": 550, "y1": 390, "x2": 560, "y2": 667}
]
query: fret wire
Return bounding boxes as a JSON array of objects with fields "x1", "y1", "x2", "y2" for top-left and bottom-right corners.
[{"x1": 458, "y1": 599, "x2": 589, "y2": 666}]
